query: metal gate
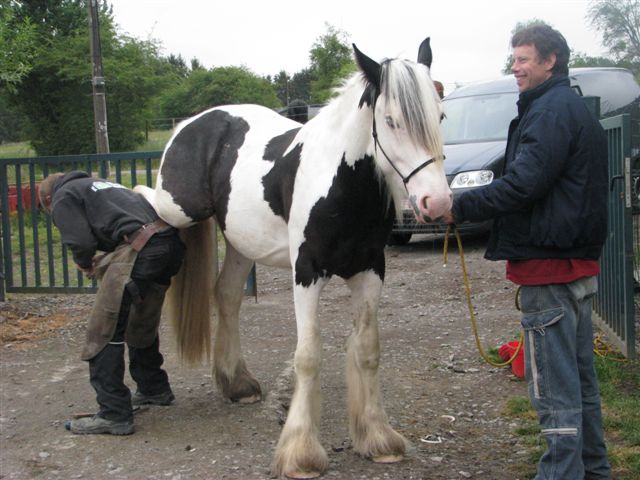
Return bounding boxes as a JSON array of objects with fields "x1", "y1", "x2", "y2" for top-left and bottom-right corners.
[
  {"x1": 0, "y1": 151, "x2": 257, "y2": 301},
  {"x1": 0, "y1": 152, "x2": 162, "y2": 298},
  {"x1": 594, "y1": 114, "x2": 636, "y2": 359}
]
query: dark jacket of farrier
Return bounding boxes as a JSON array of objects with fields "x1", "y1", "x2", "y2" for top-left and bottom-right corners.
[
  {"x1": 50, "y1": 171, "x2": 159, "y2": 269},
  {"x1": 452, "y1": 74, "x2": 608, "y2": 261}
]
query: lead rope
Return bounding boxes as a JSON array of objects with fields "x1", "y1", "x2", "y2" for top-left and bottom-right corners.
[{"x1": 443, "y1": 224, "x2": 524, "y2": 368}]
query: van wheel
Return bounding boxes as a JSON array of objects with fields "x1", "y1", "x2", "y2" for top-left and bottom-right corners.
[{"x1": 387, "y1": 233, "x2": 412, "y2": 246}]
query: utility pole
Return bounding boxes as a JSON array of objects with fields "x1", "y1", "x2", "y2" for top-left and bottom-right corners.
[{"x1": 88, "y1": 0, "x2": 109, "y2": 154}]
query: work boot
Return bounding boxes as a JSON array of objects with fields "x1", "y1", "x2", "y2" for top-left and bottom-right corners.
[
  {"x1": 65, "y1": 415, "x2": 134, "y2": 435},
  {"x1": 132, "y1": 390, "x2": 175, "y2": 406}
]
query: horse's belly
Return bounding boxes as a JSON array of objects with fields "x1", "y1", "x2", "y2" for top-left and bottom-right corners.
[{"x1": 224, "y1": 201, "x2": 291, "y2": 268}]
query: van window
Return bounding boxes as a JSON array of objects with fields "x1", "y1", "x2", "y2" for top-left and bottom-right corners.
[{"x1": 441, "y1": 92, "x2": 518, "y2": 144}]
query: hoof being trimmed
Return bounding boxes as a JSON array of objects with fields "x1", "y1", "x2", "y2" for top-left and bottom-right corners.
[
  {"x1": 285, "y1": 470, "x2": 322, "y2": 479},
  {"x1": 372, "y1": 454, "x2": 403, "y2": 464}
]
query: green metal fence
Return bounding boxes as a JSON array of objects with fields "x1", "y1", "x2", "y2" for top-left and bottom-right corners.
[
  {"x1": 595, "y1": 114, "x2": 636, "y2": 359},
  {"x1": 0, "y1": 151, "x2": 162, "y2": 298}
]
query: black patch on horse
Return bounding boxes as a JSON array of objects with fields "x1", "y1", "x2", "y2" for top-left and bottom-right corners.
[
  {"x1": 294, "y1": 154, "x2": 394, "y2": 287},
  {"x1": 160, "y1": 109, "x2": 249, "y2": 229},
  {"x1": 262, "y1": 128, "x2": 302, "y2": 222}
]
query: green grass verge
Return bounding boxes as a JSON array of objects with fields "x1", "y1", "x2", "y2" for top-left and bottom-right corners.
[{"x1": 503, "y1": 354, "x2": 640, "y2": 479}]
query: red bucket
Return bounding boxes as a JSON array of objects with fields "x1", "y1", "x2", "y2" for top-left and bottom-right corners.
[{"x1": 498, "y1": 340, "x2": 525, "y2": 378}]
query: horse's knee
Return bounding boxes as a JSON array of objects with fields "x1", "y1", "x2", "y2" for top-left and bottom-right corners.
[{"x1": 293, "y1": 344, "x2": 321, "y2": 377}]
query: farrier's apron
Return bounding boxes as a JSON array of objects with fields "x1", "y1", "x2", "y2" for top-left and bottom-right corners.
[{"x1": 80, "y1": 243, "x2": 168, "y2": 360}]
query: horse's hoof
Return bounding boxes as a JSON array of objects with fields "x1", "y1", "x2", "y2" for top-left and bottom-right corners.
[
  {"x1": 372, "y1": 454, "x2": 403, "y2": 464},
  {"x1": 237, "y1": 394, "x2": 261, "y2": 404},
  {"x1": 285, "y1": 470, "x2": 321, "y2": 479}
]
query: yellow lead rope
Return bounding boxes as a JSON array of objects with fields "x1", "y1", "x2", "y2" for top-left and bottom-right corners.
[{"x1": 444, "y1": 224, "x2": 524, "y2": 368}]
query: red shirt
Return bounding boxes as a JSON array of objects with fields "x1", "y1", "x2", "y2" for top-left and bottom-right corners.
[{"x1": 506, "y1": 259, "x2": 600, "y2": 286}]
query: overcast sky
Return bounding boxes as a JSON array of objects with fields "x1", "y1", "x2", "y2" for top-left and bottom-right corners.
[{"x1": 106, "y1": 0, "x2": 606, "y2": 95}]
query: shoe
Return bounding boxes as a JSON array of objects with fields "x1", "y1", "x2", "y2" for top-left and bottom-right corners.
[
  {"x1": 132, "y1": 390, "x2": 175, "y2": 406},
  {"x1": 65, "y1": 415, "x2": 134, "y2": 435}
]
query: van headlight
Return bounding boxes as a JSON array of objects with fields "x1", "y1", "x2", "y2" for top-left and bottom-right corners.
[{"x1": 450, "y1": 170, "x2": 494, "y2": 189}]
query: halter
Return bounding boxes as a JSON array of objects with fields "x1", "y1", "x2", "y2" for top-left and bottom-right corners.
[{"x1": 371, "y1": 99, "x2": 444, "y2": 189}]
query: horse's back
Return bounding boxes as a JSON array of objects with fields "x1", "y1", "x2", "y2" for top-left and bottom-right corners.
[{"x1": 156, "y1": 105, "x2": 300, "y2": 227}]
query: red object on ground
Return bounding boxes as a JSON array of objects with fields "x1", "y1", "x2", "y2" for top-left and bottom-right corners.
[
  {"x1": 7, "y1": 184, "x2": 40, "y2": 213},
  {"x1": 498, "y1": 340, "x2": 525, "y2": 378}
]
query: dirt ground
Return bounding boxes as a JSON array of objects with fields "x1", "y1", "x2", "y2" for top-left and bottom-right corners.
[{"x1": 0, "y1": 234, "x2": 579, "y2": 479}]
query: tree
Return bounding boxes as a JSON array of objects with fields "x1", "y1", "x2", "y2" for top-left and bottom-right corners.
[
  {"x1": 4, "y1": 0, "x2": 179, "y2": 155},
  {"x1": 308, "y1": 24, "x2": 355, "y2": 103},
  {"x1": 160, "y1": 66, "x2": 280, "y2": 119},
  {"x1": 0, "y1": 2, "x2": 37, "y2": 93},
  {"x1": 589, "y1": 0, "x2": 640, "y2": 62},
  {"x1": 588, "y1": 0, "x2": 640, "y2": 76},
  {"x1": 288, "y1": 68, "x2": 314, "y2": 104}
]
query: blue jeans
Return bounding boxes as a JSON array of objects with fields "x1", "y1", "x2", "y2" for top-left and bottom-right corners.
[{"x1": 520, "y1": 276, "x2": 610, "y2": 480}]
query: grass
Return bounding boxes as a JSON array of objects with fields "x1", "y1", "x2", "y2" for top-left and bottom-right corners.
[
  {"x1": 0, "y1": 142, "x2": 36, "y2": 159},
  {"x1": 139, "y1": 129, "x2": 172, "y2": 152},
  {"x1": 0, "y1": 129, "x2": 173, "y2": 160},
  {"x1": 503, "y1": 353, "x2": 640, "y2": 479}
]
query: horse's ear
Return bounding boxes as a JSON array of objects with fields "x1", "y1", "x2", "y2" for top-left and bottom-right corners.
[
  {"x1": 417, "y1": 37, "x2": 432, "y2": 68},
  {"x1": 353, "y1": 43, "x2": 381, "y2": 90}
]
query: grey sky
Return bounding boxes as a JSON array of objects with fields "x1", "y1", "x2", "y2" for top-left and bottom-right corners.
[{"x1": 107, "y1": 0, "x2": 606, "y2": 95}]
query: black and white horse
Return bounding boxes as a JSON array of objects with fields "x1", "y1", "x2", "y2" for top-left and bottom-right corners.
[{"x1": 135, "y1": 37, "x2": 452, "y2": 478}]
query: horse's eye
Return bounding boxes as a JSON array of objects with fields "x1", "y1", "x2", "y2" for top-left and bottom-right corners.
[{"x1": 384, "y1": 115, "x2": 396, "y2": 129}]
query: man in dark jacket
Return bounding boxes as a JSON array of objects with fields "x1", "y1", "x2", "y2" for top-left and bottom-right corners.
[
  {"x1": 39, "y1": 171, "x2": 185, "y2": 435},
  {"x1": 444, "y1": 25, "x2": 610, "y2": 479}
]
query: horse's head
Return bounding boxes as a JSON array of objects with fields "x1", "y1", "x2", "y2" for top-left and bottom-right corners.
[{"x1": 353, "y1": 37, "x2": 452, "y2": 223}]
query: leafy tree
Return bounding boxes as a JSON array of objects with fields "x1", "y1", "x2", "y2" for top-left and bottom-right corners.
[
  {"x1": 272, "y1": 70, "x2": 290, "y2": 105},
  {"x1": 288, "y1": 68, "x2": 314, "y2": 104},
  {"x1": 569, "y1": 52, "x2": 619, "y2": 68},
  {"x1": 308, "y1": 24, "x2": 355, "y2": 103},
  {"x1": 160, "y1": 66, "x2": 280, "y2": 119},
  {"x1": 588, "y1": 0, "x2": 640, "y2": 76},
  {"x1": 0, "y1": 2, "x2": 37, "y2": 93},
  {"x1": 4, "y1": 0, "x2": 178, "y2": 155}
]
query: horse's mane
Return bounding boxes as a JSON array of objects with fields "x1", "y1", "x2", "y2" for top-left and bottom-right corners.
[
  {"x1": 380, "y1": 59, "x2": 443, "y2": 160},
  {"x1": 328, "y1": 58, "x2": 443, "y2": 159}
]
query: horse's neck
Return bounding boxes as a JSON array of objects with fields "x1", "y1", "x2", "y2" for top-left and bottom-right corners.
[{"x1": 306, "y1": 86, "x2": 374, "y2": 161}]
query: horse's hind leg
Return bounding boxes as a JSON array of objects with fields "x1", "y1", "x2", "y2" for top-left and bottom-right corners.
[
  {"x1": 345, "y1": 271, "x2": 407, "y2": 462},
  {"x1": 213, "y1": 240, "x2": 262, "y2": 403}
]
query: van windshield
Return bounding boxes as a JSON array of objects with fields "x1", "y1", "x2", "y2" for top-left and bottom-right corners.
[{"x1": 441, "y1": 92, "x2": 518, "y2": 144}]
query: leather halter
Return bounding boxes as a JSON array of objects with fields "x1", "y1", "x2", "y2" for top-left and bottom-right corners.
[{"x1": 371, "y1": 103, "x2": 444, "y2": 189}]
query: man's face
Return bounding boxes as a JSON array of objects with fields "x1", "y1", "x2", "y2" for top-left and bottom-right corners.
[{"x1": 511, "y1": 44, "x2": 556, "y2": 92}]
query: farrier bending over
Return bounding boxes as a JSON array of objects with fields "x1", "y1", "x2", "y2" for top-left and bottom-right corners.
[{"x1": 39, "y1": 171, "x2": 185, "y2": 435}]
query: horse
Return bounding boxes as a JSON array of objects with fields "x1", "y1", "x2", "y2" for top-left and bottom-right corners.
[{"x1": 134, "y1": 37, "x2": 452, "y2": 479}]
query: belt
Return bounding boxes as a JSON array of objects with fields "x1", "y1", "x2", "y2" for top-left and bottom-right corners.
[{"x1": 124, "y1": 219, "x2": 173, "y2": 252}]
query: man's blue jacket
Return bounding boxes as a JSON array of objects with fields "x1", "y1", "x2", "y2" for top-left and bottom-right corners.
[{"x1": 452, "y1": 74, "x2": 608, "y2": 261}]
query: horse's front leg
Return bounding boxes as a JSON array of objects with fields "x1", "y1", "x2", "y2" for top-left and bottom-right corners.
[
  {"x1": 213, "y1": 242, "x2": 262, "y2": 403},
  {"x1": 346, "y1": 271, "x2": 407, "y2": 463},
  {"x1": 272, "y1": 279, "x2": 328, "y2": 479}
]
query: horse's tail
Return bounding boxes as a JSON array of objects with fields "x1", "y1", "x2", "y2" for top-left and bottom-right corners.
[{"x1": 165, "y1": 217, "x2": 218, "y2": 364}]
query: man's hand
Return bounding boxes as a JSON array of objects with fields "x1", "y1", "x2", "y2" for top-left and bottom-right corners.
[
  {"x1": 442, "y1": 210, "x2": 455, "y2": 224},
  {"x1": 77, "y1": 265, "x2": 94, "y2": 278}
]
